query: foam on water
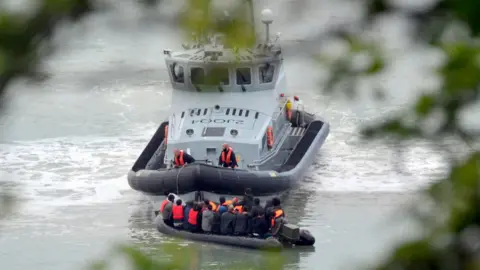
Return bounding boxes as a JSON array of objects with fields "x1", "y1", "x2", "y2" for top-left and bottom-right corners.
[
  {"x1": 302, "y1": 111, "x2": 449, "y2": 192},
  {"x1": 0, "y1": 126, "x2": 157, "y2": 215}
]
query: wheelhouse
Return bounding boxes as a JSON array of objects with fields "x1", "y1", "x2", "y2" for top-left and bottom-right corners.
[{"x1": 166, "y1": 58, "x2": 280, "y2": 92}]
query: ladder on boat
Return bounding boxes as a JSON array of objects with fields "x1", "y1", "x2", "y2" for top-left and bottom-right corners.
[{"x1": 290, "y1": 126, "x2": 306, "y2": 137}]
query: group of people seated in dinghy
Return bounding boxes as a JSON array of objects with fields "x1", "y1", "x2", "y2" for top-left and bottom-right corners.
[{"x1": 158, "y1": 190, "x2": 286, "y2": 238}]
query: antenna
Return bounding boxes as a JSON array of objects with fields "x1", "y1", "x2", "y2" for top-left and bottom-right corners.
[{"x1": 261, "y1": 8, "x2": 273, "y2": 44}]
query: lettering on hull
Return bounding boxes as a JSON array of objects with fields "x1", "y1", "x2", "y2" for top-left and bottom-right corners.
[{"x1": 191, "y1": 119, "x2": 244, "y2": 124}]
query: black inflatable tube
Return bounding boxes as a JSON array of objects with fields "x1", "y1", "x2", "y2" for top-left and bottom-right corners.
[
  {"x1": 130, "y1": 164, "x2": 292, "y2": 196},
  {"x1": 155, "y1": 216, "x2": 283, "y2": 251}
]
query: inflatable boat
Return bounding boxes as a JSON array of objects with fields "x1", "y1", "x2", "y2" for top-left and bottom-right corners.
[
  {"x1": 127, "y1": 8, "x2": 330, "y2": 196},
  {"x1": 154, "y1": 214, "x2": 315, "y2": 251}
]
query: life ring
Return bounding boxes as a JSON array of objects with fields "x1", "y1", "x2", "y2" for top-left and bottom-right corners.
[
  {"x1": 266, "y1": 126, "x2": 274, "y2": 149},
  {"x1": 165, "y1": 125, "x2": 169, "y2": 145}
]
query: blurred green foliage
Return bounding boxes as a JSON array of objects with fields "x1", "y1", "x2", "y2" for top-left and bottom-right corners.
[
  {"x1": 317, "y1": 1, "x2": 480, "y2": 269},
  {"x1": 90, "y1": 242, "x2": 286, "y2": 270},
  {"x1": 0, "y1": 187, "x2": 16, "y2": 221},
  {"x1": 0, "y1": 0, "x2": 93, "y2": 102},
  {"x1": 1, "y1": 0, "x2": 480, "y2": 269},
  {"x1": 179, "y1": 0, "x2": 255, "y2": 49}
]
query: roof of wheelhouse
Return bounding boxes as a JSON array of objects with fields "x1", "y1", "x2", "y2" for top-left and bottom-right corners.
[{"x1": 164, "y1": 8, "x2": 283, "y2": 65}]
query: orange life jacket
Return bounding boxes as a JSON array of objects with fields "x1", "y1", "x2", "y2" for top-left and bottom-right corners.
[
  {"x1": 174, "y1": 150, "x2": 185, "y2": 166},
  {"x1": 188, "y1": 209, "x2": 199, "y2": 225},
  {"x1": 209, "y1": 201, "x2": 217, "y2": 211},
  {"x1": 172, "y1": 205, "x2": 184, "y2": 221},
  {"x1": 217, "y1": 198, "x2": 237, "y2": 211},
  {"x1": 234, "y1": 205, "x2": 243, "y2": 213},
  {"x1": 271, "y1": 209, "x2": 284, "y2": 227},
  {"x1": 221, "y1": 148, "x2": 233, "y2": 165},
  {"x1": 160, "y1": 199, "x2": 169, "y2": 212}
]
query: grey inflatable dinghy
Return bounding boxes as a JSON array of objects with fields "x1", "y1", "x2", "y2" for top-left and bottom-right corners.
[{"x1": 154, "y1": 212, "x2": 315, "y2": 251}]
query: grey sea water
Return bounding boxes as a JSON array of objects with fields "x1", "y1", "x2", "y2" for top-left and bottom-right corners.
[{"x1": 0, "y1": 1, "x2": 453, "y2": 269}]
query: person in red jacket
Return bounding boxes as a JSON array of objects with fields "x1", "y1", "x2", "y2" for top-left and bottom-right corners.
[
  {"x1": 187, "y1": 203, "x2": 202, "y2": 232},
  {"x1": 160, "y1": 194, "x2": 175, "y2": 227},
  {"x1": 172, "y1": 199, "x2": 184, "y2": 229},
  {"x1": 173, "y1": 149, "x2": 195, "y2": 168}
]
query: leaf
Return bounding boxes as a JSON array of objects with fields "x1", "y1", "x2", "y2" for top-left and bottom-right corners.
[
  {"x1": 415, "y1": 94, "x2": 436, "y2": 117},
  {"x1": 116, "y1": 245, "x2": 169, "y2": 270},
  {"x1": 89, "y1": 260, "x2": 107, "y2": 270},
  {"x1": 364, "y1": 55, "x2": 384, "y2": 74},
  {"x1": 439, "y1": 43, "x2": 480, "y2": 96},
  {"x1": 366, "y1": 0, "x2": 389, "y2": 19},
  {"x1": 446, "y1": 152, "x2": 480, "y2": 231},
  {"x1": 361, "y1": 118, "x2": 422, "y2": 139},
  {"x1": 448, "y1": 0, "x2": 480, "y2": 35}
]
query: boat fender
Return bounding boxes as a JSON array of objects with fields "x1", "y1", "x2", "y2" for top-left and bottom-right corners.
[{"x1": 266, "y1": 126, "x2": 274, "y2": 149}]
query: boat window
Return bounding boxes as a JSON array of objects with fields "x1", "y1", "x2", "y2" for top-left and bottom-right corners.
[
  {"x1": 259, "y1": 64, "x2": 275, "y2": 83},
  {"x1": 206, "y1": 147, "x2": 217, "y2": 155},
  {"x1": 191, "y1": 67, "x2": 205, "y2": 85},
  {"x1": 202, "y1": 127, "x2": 226, "y2": 137},
  {"x1": 170, "y1": 63, "x2": 184, "y2": 83},
  {"x1": 206, "y1": 68, "x2": 230, "y2": 85},
  {"x1": 236, "y1": 68, "x2": 251, "y2": 85}
]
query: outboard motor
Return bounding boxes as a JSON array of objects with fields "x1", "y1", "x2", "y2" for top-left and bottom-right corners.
[{"x1": 278, "y1": 223, "x2": 301, "y2": 243}]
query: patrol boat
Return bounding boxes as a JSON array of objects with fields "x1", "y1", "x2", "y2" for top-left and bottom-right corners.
[{"x1": 128, "y1": 8, "x2": 330, "y2": 196}]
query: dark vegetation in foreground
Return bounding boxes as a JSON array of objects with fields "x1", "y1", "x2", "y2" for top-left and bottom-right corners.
[{"x1": 1, "y1": 0, "x2": 479, "y2": 269}]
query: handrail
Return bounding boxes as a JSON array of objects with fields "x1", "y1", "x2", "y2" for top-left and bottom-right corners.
[
  {"x1": 248, "y1": 122, "x2": 290, "y2": 166},
  {"x1": 271, "y1": 98, "x2": 288, "y2": 121},
  {"x1": 170, "y1": 113, "x2": 176, "y2": 139}
]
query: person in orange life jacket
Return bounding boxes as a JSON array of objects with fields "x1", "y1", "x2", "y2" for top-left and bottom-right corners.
[
  {"x1": 269, "y1": 197, "x2": 285, "y2": 236},
  {"x1": 220, "y1": 205, "x2": 236, "y2": 235},
  {"x1": 226, "y1": 197, "x2": 239, "y2": 207},
  {"x1": 203, "y1": 199, "x2": 217, "y2": 212},
  {"x1": 233, "y1": 200, "x2": 243, "y2": 213},
  {"x1": 218, "y1": 143, "x2": 238, "y2": 168},
  {"x1": 187, "y1": 203, "x2": 203, "y2": 233},
  {"x1": 231, "y1": 197, "x2": 239, "y2": 205},
  {"x1": 173, "y1": 148, "x2": 195, "y2": 168},
  {"x1": 172, "y1": 199, "x2": 184, "y2": 229},
  {"x1": 159, "y1": 191, "x2": 171, "y2": 213},
  {"x1": 216, "y1": 196, "x2": 238, "y2": 215},
  {"x1": 161, "y1": 194, "x2": 175, "y2": 227}
]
